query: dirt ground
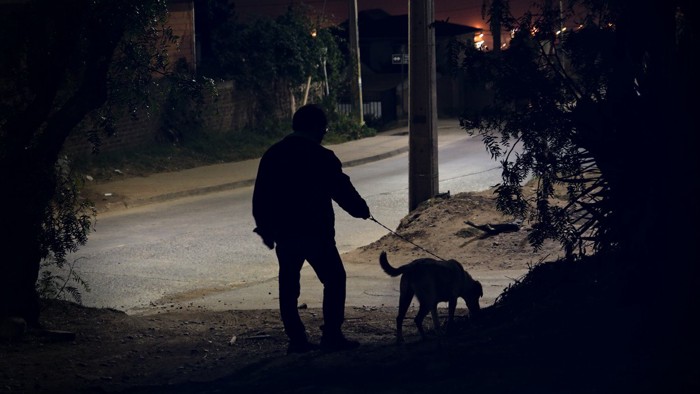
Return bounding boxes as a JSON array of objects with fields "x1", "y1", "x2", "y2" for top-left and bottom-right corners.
[{"x1": 0, "y1": 187, "x2": 681, "y2": 393}]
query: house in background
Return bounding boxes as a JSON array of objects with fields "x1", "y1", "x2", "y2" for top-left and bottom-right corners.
[
  {"x1": 339, "y1": 9, "x2": 482, "y2": 124},
  {"x1": 183, "y1": 5, "x2": 484, "y2": 126}
]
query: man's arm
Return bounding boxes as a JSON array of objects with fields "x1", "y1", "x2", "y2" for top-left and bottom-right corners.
[
  {"x1": 252, "y1": 156, "x2": 277, "y2": 249},
  {"x1": 327, "y1": 154, "x2": 370, "y2": 219}
]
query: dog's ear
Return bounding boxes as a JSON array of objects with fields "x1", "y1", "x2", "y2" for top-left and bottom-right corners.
[{"x1": 476, "y1": 281, "x2": 483, "y2": 298}]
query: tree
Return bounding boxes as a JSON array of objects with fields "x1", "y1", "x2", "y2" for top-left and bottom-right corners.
[
  {"x1": 198, "y1": 2, "x2": 346, "y2": 125},
  {"x1": 460, "y1": 0, "x2": 698, "y2": 285},
  {"x1": 481, "y1": 0, "x2": 512, "y2": 51},
  {"x1": 0, "y1": 0, "x2": 193, "y2": 326}
]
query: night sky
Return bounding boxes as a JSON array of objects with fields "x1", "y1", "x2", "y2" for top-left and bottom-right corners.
[{"x1": 233, "y1": 0, "x2": 534, "y2": 32}]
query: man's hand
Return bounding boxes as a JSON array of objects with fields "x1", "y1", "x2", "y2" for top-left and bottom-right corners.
[
  {"x1": 254, "y1": 228, "x2": 275, "y2": 250},
  {"x1": 361, "y1": 207, "x2": 371, "y2": 220},
  {"x1": 262, "y1": 237, "x2": 275, "y2": 250}
]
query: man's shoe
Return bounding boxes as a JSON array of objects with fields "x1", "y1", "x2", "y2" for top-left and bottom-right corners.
[
  {"x1": 287, "y1": 340, "x2": 319, "y2": 355},
  {"x1": 319, "y1": 335, "x2": 360, "y2": 352}
]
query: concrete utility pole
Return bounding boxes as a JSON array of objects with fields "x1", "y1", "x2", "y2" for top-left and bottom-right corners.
[
  {"x1": 348, "y1": 0, "x2": 364, "y2": 125},
  {"x1": 408, "y1": 0, "x2": 439, "y2": 211}
]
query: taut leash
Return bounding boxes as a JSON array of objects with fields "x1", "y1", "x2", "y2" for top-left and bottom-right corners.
[{"x1": 368, "y1": 215, "x2": 448, "y2": 261}]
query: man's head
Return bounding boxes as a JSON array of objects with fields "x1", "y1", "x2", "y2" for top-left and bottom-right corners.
[{"x1": 292, "y1": 104, "x2": 328, "y2": 143}]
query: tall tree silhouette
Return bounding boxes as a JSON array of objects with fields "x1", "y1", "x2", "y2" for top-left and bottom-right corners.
[
  {"x1": 462, "y1": 0, "x2": 698, "y2": 284},
  {"x1": 0, "y1": 0, "x2": 194, "y2": 325},
  {"x1": 482, "y1": 0, "x2": 511, "y2": 51}
]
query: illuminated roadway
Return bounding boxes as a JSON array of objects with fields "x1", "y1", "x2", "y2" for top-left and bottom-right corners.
[{"x1": 69, "y1": 129, "x2": 509, "y2": 312}]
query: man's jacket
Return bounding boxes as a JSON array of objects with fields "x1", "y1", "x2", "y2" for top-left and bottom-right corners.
[{"x1": 252, "y1": 133, "x2": 370, "y2": 243}]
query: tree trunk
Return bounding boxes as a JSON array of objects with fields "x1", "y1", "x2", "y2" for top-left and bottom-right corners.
[
  {"x1": 0, "y1": 154, "x2": 56, "y2": 327},
  {"x1": 0, "y1": 0, "x2": 155, "y2": 326},
  {"x1": 0, "y1": 34, "x2": 116, "y2": 326}
]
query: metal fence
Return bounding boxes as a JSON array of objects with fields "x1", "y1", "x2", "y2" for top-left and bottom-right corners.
[{"x1": 337, "y1": 101, "x2": 382, "y2": 119}]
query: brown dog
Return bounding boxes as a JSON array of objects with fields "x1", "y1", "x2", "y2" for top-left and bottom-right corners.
[{"x1": 379, "y1": 251, "x2": 483, "y2": 343}]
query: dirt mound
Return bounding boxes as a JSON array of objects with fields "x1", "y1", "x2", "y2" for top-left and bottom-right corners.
[{"x1": 344, "y1": 189, "x2": 563, "y2": 272}]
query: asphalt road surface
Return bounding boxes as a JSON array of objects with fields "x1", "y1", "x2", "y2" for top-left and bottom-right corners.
[{"x1": 68, "y1": 131, "x2": 507, "y2": 312}]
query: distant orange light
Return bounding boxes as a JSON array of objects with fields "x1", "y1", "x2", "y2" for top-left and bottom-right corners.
[{"x1": 474, "y1": 31, "x2": 485, "y2": 49}]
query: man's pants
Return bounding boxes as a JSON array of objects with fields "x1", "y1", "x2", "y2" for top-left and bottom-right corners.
[{"x1": 275, "y1": 239, "x2": 346, "y2": 342}]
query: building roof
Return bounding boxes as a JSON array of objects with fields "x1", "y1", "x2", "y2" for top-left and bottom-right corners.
[{"x1": 340, "y1": 9, "x2": 480, "y2": 40}]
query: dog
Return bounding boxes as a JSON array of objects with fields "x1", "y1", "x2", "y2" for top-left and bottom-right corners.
[{"x1": 379, "y1": 251, "x2": 483, "y2": 343}]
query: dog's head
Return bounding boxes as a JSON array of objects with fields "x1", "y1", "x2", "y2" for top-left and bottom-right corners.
[{"x1": 463, "y1": 278, "x2": 483, "y2": 317}]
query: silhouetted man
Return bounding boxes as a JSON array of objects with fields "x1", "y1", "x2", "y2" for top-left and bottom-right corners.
[{"x1": 252, "y1": 104, "x2": 371, "y2": 354}]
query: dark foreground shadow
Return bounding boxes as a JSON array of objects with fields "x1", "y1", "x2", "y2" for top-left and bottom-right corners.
[{"x1": 111, "y1": 255, "x2": 697, "y2": 394}]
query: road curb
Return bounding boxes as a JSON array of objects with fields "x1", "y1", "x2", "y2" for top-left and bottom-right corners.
[
  {"x1": 341, "y1": 146, "x2": 409, "y2": 168},
  {"x1": 100, "y1": 146, "x2": 410, "y2": 212},
  {"x1": 120, "y1": 179, "x2": 257, "y2": 209}
]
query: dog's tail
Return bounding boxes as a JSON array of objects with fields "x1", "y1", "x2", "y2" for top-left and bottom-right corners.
[{"x1": 379, "y1": 251, "x2": 403, "y2": 277}]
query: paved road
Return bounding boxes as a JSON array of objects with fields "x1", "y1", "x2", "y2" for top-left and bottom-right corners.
[{"x1": 68, "y1": 125, "x2": 523, "y2": 313}]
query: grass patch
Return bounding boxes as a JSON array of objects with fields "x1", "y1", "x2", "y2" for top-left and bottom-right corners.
[
  {"x1": 70, "y1": 127, "x2": 285, "y2": 183},
  {"x1": 71, "y1": 121, "x2": 375, "y2": 183}
]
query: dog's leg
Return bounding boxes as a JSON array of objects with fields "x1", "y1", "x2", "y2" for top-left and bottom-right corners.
[
  {"x1": 430, "y1": 306, "x2": 440, "y2": 333},
  {"x1": 414, "y1": 304, "x2": 431, "y2": 340},
  {"x1": 445, "y1": 298, "x2": 457, "y2": 333},
  {"x1": 396, "y1": 285, "x2": 413, "y2": 344}
]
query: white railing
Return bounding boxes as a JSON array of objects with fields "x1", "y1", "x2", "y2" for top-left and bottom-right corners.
[{"x1": 337, "y1": 101, "x2": 382, "y2": 119}]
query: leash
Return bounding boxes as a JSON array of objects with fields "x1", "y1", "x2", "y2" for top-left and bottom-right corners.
[{"x1": 368, "y1": 215, "x2": 448, "y2": 261}]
